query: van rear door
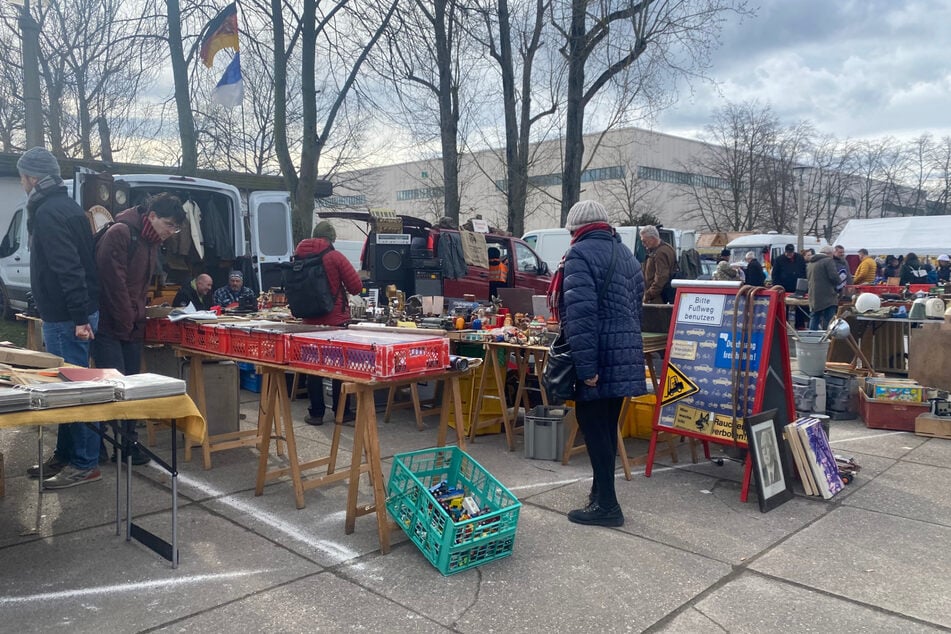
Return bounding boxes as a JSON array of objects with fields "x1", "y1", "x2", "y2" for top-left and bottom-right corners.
[{"x1": 248, "y1": 191, "x2": 293, "y2": 291}]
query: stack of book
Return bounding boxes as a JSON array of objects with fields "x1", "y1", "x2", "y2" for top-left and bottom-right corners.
[
  {"x1": 104, "y1": 373, "x2": 186, "y2": 401},
  {"x1": 785, "y1": 416, "x2": 844, "y2": 499},
  {"x1": 16, "y1": 381, "x2": 116, "y2": 409},
  {"x1": 0, "y1": 386, "x2": 34, "y2": 413}
]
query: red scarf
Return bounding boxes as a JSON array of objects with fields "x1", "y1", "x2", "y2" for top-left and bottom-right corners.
[
  {"x1": 546, "y1": 223, "x2": 613, "y2": 321},
  {"x1": 140, "y1": 213, "x2": 163, "y2": 244}
]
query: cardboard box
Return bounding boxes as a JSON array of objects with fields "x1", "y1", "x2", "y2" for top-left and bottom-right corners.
[
  {"x1": 872, "y1": 384, "x2": 925, "y2": 402},
  {"x1": 915, "y1": 413, "x2": 951, "y2": 440},
  {"x1": 0, "y1": 346, "x2": 63, "y2": 369},
  {"x1": 859, "y1": 391, "x2": 929, "y2": 432},
  {"x1": 863, "y1": 377, "x2": 923, "y2": 399}
]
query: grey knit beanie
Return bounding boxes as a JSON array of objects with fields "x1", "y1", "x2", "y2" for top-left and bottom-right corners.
[
  {"x1": 16, "y1": 147, "x2": 61, "y2": 179},
  {"x1": 565, "y1": 200, "x2": 610, "y2": 232}
]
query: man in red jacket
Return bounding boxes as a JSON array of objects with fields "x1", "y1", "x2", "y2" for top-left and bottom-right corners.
[
  {"x1": 296, "y1": 221, "x2": 364, "y2": 425},
  {"x1": 94, "y1": 193, "x2": 186, "y2": 463}
]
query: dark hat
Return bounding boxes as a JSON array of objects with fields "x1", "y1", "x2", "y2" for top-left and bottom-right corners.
[
  {"x1": 784, "y1": 243, "x2": 796, "y2": 252},
  {"x1": 229, "y1": 270, "x2": 243, "y2": 280},
  {"x1": 312, "y1": 220, "x2": 336, "y2": 242},
  {"x1": 16, "y1": 147, "x2": 61, "y2": 179},
  {"x1": 720, "y1": 248, "x2": 731, "y2": 257}
]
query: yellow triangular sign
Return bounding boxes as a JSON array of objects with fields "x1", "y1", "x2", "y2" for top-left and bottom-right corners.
[{"x1": 660, "y1": 362, "x2": 700, "y2": 406}]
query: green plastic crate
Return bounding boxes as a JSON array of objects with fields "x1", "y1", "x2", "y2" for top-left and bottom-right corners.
[{"x1": 387, "y1": 446, "x2": 521, "y2": 575}]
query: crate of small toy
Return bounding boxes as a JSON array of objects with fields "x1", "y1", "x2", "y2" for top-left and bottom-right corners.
[
  {"x1": 287, "y1": 330, "x2": 450, "y2": 380},
  {"x1": 144, "y1": 318, "x2": 183, "y2": 344},
  {"x1": 180, "y1": 321, "x2": 227, "y2": 353},
  {"x1": 387, "y1": 446, "x2": 521, "y2": 575}
]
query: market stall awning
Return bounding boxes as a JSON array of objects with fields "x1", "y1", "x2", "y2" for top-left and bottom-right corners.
[{"x1": 834, "y1": 215, "x2": 951, "y2": 256}]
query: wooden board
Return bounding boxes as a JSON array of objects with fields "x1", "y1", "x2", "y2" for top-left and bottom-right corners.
[{"x1": 909, "y1": 323, "x2": 951, "y2": 392}]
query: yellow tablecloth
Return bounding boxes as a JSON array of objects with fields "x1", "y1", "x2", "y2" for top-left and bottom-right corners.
[{"x1": 0, "y1": 395, "x2": 206, "y2": 443}]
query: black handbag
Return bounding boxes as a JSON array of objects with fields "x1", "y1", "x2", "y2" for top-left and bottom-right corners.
[{"x1": 542, "y1": 242, "x2": 617, "y2": 402}]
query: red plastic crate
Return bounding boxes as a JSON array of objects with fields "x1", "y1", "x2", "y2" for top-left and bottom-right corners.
[
  {"x1": 144, "y1": 318, "x2": 182, "y2": 344},
  {"x1": 909, "y1": 284, "x2": 933, "y2": 293},
  {"x1": 852, "y1": 285, "x2": 902, "y2": 296},
  {"x1": 287, "y1": 331, "x2": 450, "y2": 379},
  {"x1": 225, "y1": 323, "x2": 335, "y2": 364},
  {"x1": 180, "y1": 322, "x2": 228, "y2": 353},
  {"x1": 859, "y1": 391, "x2": 928, "y2": 432}
]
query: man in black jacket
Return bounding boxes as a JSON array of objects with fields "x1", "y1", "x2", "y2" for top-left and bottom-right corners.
[
  {"x1": 18, "y1": 147, "x2": 102, "y2": 489},
  {"x1": 173, "y1": 273, "x2": 214, "y2": 311},
  {"x1": 771, "y1": 243, "x2": 807, "y2": 329}
]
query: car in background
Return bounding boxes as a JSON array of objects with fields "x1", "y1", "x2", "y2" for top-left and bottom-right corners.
[{"x1": 697, "y1": 258, "x2": 717, "y2": 280}]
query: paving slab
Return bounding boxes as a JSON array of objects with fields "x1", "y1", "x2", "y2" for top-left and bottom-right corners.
[
  {"x1": 751, "y1": 506, "x2": 951, "y2": 628},
  {"x1": 154, "y1": 571, "x2": 451, "y2": 633},
  {"x1": 827, "y1": 425, "x2": 926, "y2": 460},
  {"x1": 656, "y1": 572, "x2": 944, "y2": 632},
  {"x1": 341, "y1": 504, "x2": 729, "y2": 632},
  {"x1": 527, "y1": 464, "x2": 828, "y2": 564},
  {"x1": 0, "y1": 460, "x2": 196, "y2": 549},
  {"x1": 900, "y1": 436, "x2": 951, "y2": 468},
  {"x1": 843, "y1": 460, "x2": 951, "y2": 528},
  {"x1": 199, "y1": 470, "x2": 402, "y2": 568},
  {"x1": 0, "y1": 505, "x2": 320, "y2": 632}
]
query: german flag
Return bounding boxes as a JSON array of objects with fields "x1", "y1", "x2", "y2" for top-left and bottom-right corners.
[{"x1": 199, "y1": 3, "x2": 239, "y2": 68}]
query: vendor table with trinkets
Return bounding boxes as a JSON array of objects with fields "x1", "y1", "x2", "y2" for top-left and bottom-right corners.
[{"x1": 176, "y1": 345, "x2": 470, "y2": 554}]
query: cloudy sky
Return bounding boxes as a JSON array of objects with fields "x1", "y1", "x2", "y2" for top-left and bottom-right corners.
[{"x1": 656, "y1": 0, "x2": 951, "y2": 142}]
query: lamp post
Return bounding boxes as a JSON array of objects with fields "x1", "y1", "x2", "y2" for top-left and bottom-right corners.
[
  {"x1": 13, "y1": 0, "x2": 44, "y2": 148},
  {"x1": 792, "y1": 166, "x2": 807, "y2": 253}
]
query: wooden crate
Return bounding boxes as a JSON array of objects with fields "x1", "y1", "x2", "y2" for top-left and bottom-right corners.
[{"x1": 915, "y1": 413, "x2": 951, "y2": 440}]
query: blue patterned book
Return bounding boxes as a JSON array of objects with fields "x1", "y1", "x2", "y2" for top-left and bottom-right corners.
[{"x1": 796, "y1": 417, "x2": 843, "y2": 499}]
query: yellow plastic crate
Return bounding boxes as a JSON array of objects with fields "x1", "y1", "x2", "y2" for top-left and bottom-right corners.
[
  {"x1": 621, "y1": 394, "x2": 657, "y2": 439},
  {"x1": 448, "y1": 364, "x2": 504, "y2": 436}
]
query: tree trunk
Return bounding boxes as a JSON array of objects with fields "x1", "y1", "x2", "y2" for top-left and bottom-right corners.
[
  {"x1": 560, "y1": 0, "x2": 587, "y2": 226},
  {"x1": 97, "y1": 117, "x2": 113, "y2": 162},
  {"x1": 434, "y1": 0, "x2": 460, "y2": 224},
  {"x1": 294, "y1": 0, "x2": 320, "y2": 242},
  {"x1": 165, "y1": 0, "x2": 197, "y2": 175}
]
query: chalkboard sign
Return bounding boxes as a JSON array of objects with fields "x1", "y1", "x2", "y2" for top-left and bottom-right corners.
[{"x1": 644, "y1": 285, "x2": 796, "y2": 503}]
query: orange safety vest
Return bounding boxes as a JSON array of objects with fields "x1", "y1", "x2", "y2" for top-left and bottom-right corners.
[{"x1": 489, "y1": 260, "x2": 508, "y2": 283}]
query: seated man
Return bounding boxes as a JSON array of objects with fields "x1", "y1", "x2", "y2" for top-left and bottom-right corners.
[
  {"x1": 173, "y1": 273, "x2": 213, "y2": 311},
  {"x1": 213, "y1": 270, "x2": 256, "y2": 308},
  {"x1": 488, "y1": 246, "x2": 508, "y2": 298}
]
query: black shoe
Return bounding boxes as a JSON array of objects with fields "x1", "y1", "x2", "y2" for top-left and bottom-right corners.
[
  {"x1": 27, "y1": 454, "x2": 68, "y2": 479},
  {"x1": 567, "y1": 503, "x2": 624, "y2": 527},
  {"x1": 304, "y1": 413, "x2": 324, "y2": 426}
]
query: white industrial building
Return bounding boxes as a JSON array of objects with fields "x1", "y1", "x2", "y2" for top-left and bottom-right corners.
[{"x1": 319, "y1": 127, "x2": 721, "y2": 240}]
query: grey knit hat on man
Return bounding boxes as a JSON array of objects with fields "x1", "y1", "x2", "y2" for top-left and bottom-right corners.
[
  {"x1": 16, "y1": 147, "x2": 61, "y2": 179},
  {"x1": 565, "y1": 200, "x2": 610, "y2": 232}
]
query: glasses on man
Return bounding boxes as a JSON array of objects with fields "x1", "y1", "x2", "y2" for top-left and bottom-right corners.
[{"x1": 160, "y1": 218, "x2": 182, "y2": 234}]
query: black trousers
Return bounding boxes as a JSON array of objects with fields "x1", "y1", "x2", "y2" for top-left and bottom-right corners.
[
  {"x1": 92, "y1": 332, "x2": 143, "y2": 448},
  {"x1": 575, "y1": 396, "x2": 624, "y2": 509},
  {"x1": 307, "y1": 375, "x2": 350, "y2": 417}
]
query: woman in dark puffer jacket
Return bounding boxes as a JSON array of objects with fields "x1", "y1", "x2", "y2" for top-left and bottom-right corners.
[{"x1": 550, "y1": 200, "x2": 646, "y2": 527}]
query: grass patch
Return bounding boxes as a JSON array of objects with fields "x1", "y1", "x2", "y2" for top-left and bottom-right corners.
[{"x1": 0, "y1": 318, "x2": 28, "y2": 348}]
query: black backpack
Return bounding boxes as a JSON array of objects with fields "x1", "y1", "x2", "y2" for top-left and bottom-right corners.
[
  {"x1": 93, "y1": 218, "x2": 139, "y2": 260},
  {"x1": 282, "y1": 246, "x2": 337, "y2": 318}
]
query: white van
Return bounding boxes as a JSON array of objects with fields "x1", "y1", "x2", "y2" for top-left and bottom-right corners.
[
  {"x1": 724, "y1": 232, "x2": 827, "y2": 277},
  {"x1": 0, "y1": 172, "x2": 294, "y2": 317},
  {"x1": 522, "y1": 226, "x2": 696, "y2": 272}
]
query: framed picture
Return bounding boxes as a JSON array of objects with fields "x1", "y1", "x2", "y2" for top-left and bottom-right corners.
[{"x1": 744, "y1": 409, "x2": 793, "y2": 512}]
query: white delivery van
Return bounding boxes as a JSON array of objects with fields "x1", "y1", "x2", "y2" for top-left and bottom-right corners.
[
  {"x1": 522, "y1": 225, "x2": 696, "y2": 272},
  {"x1": 0, "y1": 171, "x2": 295, "y2": 317},
  {"x1": 724, "y1": 232, "x2": 827, "y2": 277}
]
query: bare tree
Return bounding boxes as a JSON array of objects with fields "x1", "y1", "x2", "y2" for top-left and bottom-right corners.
[
  {"x1": 553, "y1": 0, "x2": 746, "y2": 225},
  {"x1": 679, "y1": 101, "x2": 778, "y2": 231},
  {"x1": 0, "y1": 8, "x2": 24, "y2": 151},
  {"x1": 852, "y1": 137, "x2": 892, "y2": 219},
  {"x1": 598, "y1": 149, "x2": 662, "y2": 225},
  {"x1": 930, "y1": 135, "x2": 951, "y2": 215},
  {"x1": 469, "y1": 0, "x2": 558, "y2": 235},
  {"x1": 272, "y1": 0, "x2": 399, "y2": 241}
]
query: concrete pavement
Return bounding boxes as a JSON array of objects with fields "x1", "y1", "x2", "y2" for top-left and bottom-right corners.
[{"x1": 2, "y1": 386, "x2": 950, "y2": 633}]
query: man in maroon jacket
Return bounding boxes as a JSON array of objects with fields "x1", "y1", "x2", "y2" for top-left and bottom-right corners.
[
  {"x1": 94, "y1": 193, "x2": 186, "y2": 463},
  {"x1": 296, "y1": 221, "x2": 364, "y2": 425}
]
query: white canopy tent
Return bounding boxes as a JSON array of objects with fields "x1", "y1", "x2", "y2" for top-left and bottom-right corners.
[{"x1": 834, "y1": 216, "x2": 951, "y2": 256}]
